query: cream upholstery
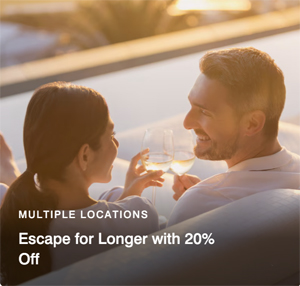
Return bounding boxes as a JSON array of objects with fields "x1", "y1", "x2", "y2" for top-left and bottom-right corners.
[
  {"x1": 14, "y1": 118, "x2": 300, "y2": 218},
  {"x1": 88, "y1": 117, "x2": 300, "y2": 218}
]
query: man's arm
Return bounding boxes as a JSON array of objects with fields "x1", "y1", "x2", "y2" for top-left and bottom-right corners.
[{"x1": 168, "y1": 186, "x2": 231, "y2": 226}]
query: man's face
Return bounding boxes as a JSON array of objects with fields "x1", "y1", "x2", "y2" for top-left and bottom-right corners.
[{"x1": 184, "y1": 74, "x2": 242, "y2": 161}]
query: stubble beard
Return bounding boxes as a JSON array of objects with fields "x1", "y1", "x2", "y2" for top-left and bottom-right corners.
[{"x1": 194, "y1": 134, "x2": 239, "y2": 161}]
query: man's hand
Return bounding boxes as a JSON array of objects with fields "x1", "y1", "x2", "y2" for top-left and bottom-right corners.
[
  {"x1": 172, "y1": 174, "x2": 201, "y2": 201},
  {"x1": 118, "y1": 150, "x2": 164, "y2": 200}
]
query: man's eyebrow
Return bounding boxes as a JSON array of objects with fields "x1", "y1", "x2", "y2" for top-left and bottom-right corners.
[{"x1": 188, "y1": 97, "x2": 211, "y2": 111}]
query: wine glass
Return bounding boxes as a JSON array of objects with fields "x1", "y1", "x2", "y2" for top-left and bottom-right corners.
[
  {"x1": 141, "y1": 128, "x2": 174, "y2": 205},
  {"x1": 170, "y1": 128, "x2": 195, "y2": 176}
]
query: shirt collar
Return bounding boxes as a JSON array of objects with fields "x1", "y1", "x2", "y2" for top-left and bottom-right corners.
[{"x1": 227, "y1": 147, "x2": 292, "y2": 172}]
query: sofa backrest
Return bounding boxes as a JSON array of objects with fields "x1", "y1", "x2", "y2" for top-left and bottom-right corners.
[{"x1": 23, "y1": 189, "x2": 300, "y2": 285}]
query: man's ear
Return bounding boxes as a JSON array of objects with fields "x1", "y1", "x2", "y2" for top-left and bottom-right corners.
[
  {"x1": 77, "y1": 144, "x2": 91, "y2": 172},
  {"x1": 242, "y1": 110, "x2": 266, "y2": 137}
]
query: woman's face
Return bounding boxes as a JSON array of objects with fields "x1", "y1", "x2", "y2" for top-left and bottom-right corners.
[{"x1": 88, "y1": 117, "x2": 119, "y2": 183}]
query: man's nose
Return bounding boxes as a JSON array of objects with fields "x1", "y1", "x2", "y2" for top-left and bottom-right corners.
[{"x1": 183, "y1": 109, "x2": 195, "y2": 130}]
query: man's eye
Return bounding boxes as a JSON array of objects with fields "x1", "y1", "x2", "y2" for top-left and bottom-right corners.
[
  {"x1": 112, "y1": 131, "x2": 116, "y2": 138},
  {"x1": 200, "y1": 109, "x2": 210, "y2": 116}
]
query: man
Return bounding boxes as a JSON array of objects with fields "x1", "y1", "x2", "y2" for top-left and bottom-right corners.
[{"x1": 168, "y1": 47, "x2": 300, "y2": 226}]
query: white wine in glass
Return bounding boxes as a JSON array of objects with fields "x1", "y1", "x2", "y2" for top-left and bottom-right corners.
[
  {"x1": 170, "y1": 129, "x2": 196, "y2": 176},
  {"x1": 142, "y1": 152, "x2": 173, "y2": 172},
  {"x1": 141, "y1": 128, "x2": 174, "y2": 205},
  {"x1": 171, "y1": 151, "x2": 195, "y2": 176}
]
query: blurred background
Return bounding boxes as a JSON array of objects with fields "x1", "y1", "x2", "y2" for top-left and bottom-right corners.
[
  {"x1": 1, "y1": 0, "x2": 299, "y2": 161},
  {"x1": 1, "y1": 0, "x2": 299, "y2": 67}
]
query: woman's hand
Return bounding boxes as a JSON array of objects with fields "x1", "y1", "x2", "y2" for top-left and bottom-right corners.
[
  {"x1": 172, "y1": 174, "x2": 201, "y2": 201},
  {"x1": 0, "y1": 132, "x2": 21, "y2": 186},
  {"x1": 118, "y1": 150, "x2": 165, "y2": 200}
]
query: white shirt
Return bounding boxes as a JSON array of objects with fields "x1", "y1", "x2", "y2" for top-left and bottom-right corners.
[
  {"x1": 50, "y1": 193, "x2": 159, "y2": 270},
  {"x1": 168, "y1": 148, "x2": 300, "y2": 226}
]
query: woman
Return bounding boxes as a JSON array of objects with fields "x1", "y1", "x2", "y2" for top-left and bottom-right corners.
[{"x1": 0, "y1": 82, "x2": 163, "y2": 285}]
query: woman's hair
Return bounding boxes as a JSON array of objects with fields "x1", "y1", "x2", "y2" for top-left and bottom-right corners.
[{"x1": 0, "y1": 82, "x2": 109, "y2": 285}]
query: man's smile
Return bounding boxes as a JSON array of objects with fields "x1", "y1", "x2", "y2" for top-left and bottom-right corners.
[
  {"x1": 195, "y1": 130, "x2": 211, "y2": 142},
  {"x1": 196, "y1": 134, "x2": 211, "y2": 141}
]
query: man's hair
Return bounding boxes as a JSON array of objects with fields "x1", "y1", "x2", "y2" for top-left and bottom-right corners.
[{"x1": 200, "y1": 47, "x2": 286, "y2": 138}]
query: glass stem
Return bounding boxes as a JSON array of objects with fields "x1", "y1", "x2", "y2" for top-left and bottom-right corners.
[{"x1": 152, "y1": 185, "x2": 156, "y2": 206}]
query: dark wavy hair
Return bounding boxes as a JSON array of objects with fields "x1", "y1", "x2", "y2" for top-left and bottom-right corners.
[{"x1": 0, "y1": 82, "x2": 109, "y2": 285}]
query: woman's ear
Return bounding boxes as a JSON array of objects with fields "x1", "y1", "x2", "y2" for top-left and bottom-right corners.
[
  {"x1": 242, "y1": 110, "x2": 266, "y2": 137},
  {"x1": 77, "y1": 144, "x2": 91, "y2": 172}
]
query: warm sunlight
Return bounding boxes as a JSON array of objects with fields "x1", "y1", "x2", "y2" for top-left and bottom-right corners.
[{"x1": 175, "y1": 0, "x2": 252, "y2": 11}]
